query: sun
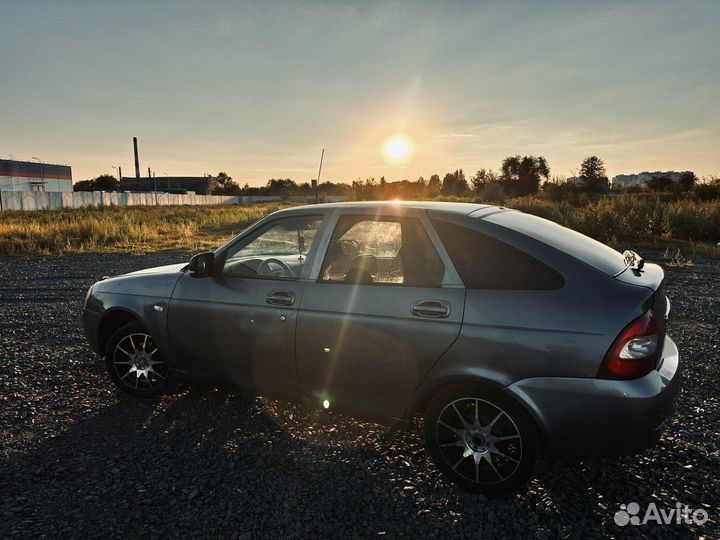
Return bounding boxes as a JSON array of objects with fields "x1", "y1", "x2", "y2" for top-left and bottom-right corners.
[{"x1": 383, "y1": 135, "x2": 413, "y2": 164}]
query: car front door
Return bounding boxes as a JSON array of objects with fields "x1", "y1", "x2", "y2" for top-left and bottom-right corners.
[
  {"x1": 168, "y1": 214, "x2": 326, "y2": 395},
  {"x1": 296, "y1": 210, "x2": 465, "y2": 419}
]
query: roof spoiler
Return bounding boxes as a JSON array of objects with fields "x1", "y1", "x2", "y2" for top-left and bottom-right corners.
[{"x1": 621, "y1": 250, "x2": 645, "y2": 272}]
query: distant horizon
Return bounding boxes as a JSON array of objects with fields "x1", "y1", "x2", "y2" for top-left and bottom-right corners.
[
  {"x1": 0, "y1": 154, "x2": 710, "y2": 186},
  {"x1": 2, "y1": 1, "x2": 718, "y2": 186}
]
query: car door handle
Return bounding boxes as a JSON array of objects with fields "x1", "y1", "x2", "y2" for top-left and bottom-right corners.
[
  {"x1": 411, "y1": 300, "x2": 450, "y2": 318},
  {"x1": 266, "y1": 291, "x2": 295, "y2": 306}
]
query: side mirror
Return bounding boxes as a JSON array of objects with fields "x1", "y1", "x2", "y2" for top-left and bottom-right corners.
[{"x1": 188, "y1": 251, "x2": 215, "y2": 277}]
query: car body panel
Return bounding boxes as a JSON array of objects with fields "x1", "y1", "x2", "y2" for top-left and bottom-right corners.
[
  {"x1": 506, "y1": 335, "x2": 680, "y2": 457},
  {"x1": 84, "y1": 293, "x2": 174, "y2": 358},
  {"x1": 83, "y1": 265, "x2": 186, "y2": 356},
  {"x1": 81, "y1": 201, "x2": 681, "y2": 460},
  {"x1": 92, "y1": 263, "x2": 186, "y2": 296},
  {"x1": 167, "y1": 272, "x2": 306, "y2": 394},
  {"x1": 82, "y1": 308, "x2": 102, "y2": 353},
  {"x1": 417, "y1": 211, "x2": 656, "y2": 382},
  {"x1": 296, "y1": 282, "x2": 465, "y2": 417}
]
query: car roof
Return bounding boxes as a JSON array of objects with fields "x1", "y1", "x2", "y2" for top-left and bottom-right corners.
[{"x1": 277, "y1": 200, "x2": 503, "y2": 216}]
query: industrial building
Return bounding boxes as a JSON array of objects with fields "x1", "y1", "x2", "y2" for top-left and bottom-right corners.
[
  {"x1": 119, "y1": 175, "x2": 218, "y2": 195},
  {"x1": 611, "y1": 171, "x2": 689, "y2": 188},
  {"x1": 118, "y1": 137, "x2": 218, "y2": 194},
  {"x1": 0, "y1": 159, "x2": 72, "y2": 192}
]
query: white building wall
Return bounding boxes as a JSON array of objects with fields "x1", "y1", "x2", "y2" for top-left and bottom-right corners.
[
  {"x1": 611, "y1": 171, "x2": 687, "y2": 188},
  {"x1": 0, "y1": 191, "x2": 346, "y2": 211},
  {"x1": 0, "y1": 177, "x2": 73, "y2": 192},
  {"x1": 0, "y1": 192, "x2": 277, "y2": 210}
]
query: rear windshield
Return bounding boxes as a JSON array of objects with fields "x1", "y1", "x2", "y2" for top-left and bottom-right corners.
[{"x1": 484, "y1": 211, "x2": 627, "y2": 276}]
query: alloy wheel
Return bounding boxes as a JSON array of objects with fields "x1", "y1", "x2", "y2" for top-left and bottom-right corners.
[
  {"x1": 112, "y1": 333, "x2": 168, "y2": 391},
  {"x1": 435, "y1": 397, "x2": 522, "y2": 484}
]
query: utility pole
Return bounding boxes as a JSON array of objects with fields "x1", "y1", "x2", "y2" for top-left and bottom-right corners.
[
  {"x1": 32, "y1": 157, "x2": 45, "y2": 191},
  {"x1": 315, "y1": 148, "x2": 324, "y2": 204},
  {"x1": 149, "y1": 167, "x2": 158, "y2": 205}
]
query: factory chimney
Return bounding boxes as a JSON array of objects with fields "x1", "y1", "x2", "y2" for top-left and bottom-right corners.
[{"x1": 133, "y1": 137, "x2": 140, "y2": 178}]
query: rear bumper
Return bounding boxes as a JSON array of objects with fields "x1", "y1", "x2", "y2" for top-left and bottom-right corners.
[{"x1": 506, "y1": 335, "x2": 681, "y2": 459}]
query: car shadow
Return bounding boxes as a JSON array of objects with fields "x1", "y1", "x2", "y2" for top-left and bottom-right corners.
[{"x1": 1, "y1": 382, "x2": 709, "y2": 540}]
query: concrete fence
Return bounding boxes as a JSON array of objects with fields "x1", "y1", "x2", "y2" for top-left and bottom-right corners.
[{"x1": 0, "y1": 191, "x2": 343, "y2": 211}]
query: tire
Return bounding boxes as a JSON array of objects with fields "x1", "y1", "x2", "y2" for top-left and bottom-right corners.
[
  {"x1": 424, "y1": 386, "x2": 538, "y2": 495},
  {"x1": 104, "y1": 322, "x2": 173, "y2": 398}
]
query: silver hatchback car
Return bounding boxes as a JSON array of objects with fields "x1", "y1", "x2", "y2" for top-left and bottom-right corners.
[{"x1": 83, "y1": 202, "x2": 680, "y2": 494}]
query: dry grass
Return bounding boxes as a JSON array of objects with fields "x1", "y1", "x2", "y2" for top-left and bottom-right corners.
[
  {"x1": 1, "y1": 196, "x2": 718, "y2": 257},
  {"x1": 0, "y1": 204, "x2": 289, "y2": 256},
  {"x1": 499, "y1": 195, "x2": 720, "y2": 258},
  {"x1": 502, "y1": 195, "x2": 720, "y2": 244}
]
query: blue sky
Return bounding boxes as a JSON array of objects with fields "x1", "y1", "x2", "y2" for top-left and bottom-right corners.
[{"x1": 1, "y1": 1, "x2": 718, "y2": 184}]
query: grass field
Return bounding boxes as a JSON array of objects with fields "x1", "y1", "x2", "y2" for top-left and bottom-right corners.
[
  {"x1": 0, "y1": 196, "x2": 718, "y2": 257},
  {"x1": 503, "y1": 195, "x2": 720, "y2": 258},
  {"x1": 0, "y1": 203, "x2": 289, "y2": 255}
]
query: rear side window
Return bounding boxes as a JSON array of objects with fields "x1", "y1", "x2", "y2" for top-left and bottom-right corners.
[
  {"x1": 484, "y1": 211, "x2": 626, "y2": 276},
  {"x1": 431, "y1": 220, "x2": 564, "y2": 290},
  {"x1": 320, "y1": 216, "x2": 445, "y2": 287}
]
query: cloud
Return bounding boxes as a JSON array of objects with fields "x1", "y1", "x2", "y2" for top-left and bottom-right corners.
[{"x1": 440, "y1": 133, "x2": 479, "y2": 138}]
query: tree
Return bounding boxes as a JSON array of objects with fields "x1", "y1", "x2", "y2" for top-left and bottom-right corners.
[
  {"x1": 212, "y1": 172, "x2": 241, "y2": 195},
  {"x1": 678, "y1": 172, "x2": 697, "y2": 192},
  {"x1": 579, "y1": 156, "x2": 606, "y2": 179},
  {"x1": 646, "y1": 175, "x2": 674, "y2": 192},
  {"x1": 501, "y1": 155, "x2": 549, "y2": 196},
  {"x1": 73, "y1": 179, "x2": 95, "y2": 192},
  {"x1": 266, "y1": 178, "x2": 297, "y2": 196},
  {"x1": 693, "y1": 176, "x2": 720, "y2": 200},
  {"x1": 579, "y1": 156, "x2": 608, "y2": 192},
  {"x1": 73, "y1": 175, "x2": 117, "y2": 192},
  {"x1": 352, "y1": 178, "x2": 378, "y2": 200},
  {"x1": 427, "y1": 174, "x2": 441, "y2": 196},
  {"x1": 93, "y1": 174, "x2": 119, "y2": 191},
  {"x1": 441, "y1": 169, "x2": 468, "y2": 196},
  {"x1": 478, "y1": 181, "x2": 505, "y2": 203},
  {"x1": 470, "y1": 169, "x2": 498, "y2": 193}
]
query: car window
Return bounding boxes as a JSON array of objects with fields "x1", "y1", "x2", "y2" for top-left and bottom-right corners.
[
  {"x1": 484, "y1": 211, "x2": 626, "y2": 276},
  {"x1": 222, "y1": 216, "x2": 322, "y2": 279},
  {"x1": 320, "y1": 216, "x2": 444, "y2": 287},
  {"x1": 431, "y1": 219, "x2": 564, "y2": 290}
]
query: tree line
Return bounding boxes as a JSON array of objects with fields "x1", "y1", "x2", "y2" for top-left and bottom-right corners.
[
  {"x1": 74, "y1": 155, "x2": 719, "y2": 201},
  {"x1": 216, "y1": 155, "x2": 715, "y2": 200},
  {"x1": 215, "y1": 155, "x2": 558, "y2": 198}
]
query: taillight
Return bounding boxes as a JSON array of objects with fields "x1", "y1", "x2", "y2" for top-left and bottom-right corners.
[{"x1": 598, "y1": 310, "x2": 658, "y2": 380}]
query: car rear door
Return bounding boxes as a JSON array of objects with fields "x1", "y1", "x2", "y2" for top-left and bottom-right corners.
[{"x1": 295, "y1": 209, "x2": 465, "y2": 419}]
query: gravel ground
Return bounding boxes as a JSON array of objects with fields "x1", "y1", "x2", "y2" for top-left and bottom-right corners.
[{"x1": 1, "y1": 251, "x2": 718, "y2": 540}]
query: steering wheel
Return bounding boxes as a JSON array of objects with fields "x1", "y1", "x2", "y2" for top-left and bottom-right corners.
[{"x1": 257, "y1": 258, "x2": 294, "y2": 278}]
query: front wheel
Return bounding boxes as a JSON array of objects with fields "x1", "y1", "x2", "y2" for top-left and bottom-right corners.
[
  {"x1": 105, "y1": 322, "x2": 172, "y2": 398},
  {"x1": 424, "y1": 387, "x2": 538, "y2": 495}
]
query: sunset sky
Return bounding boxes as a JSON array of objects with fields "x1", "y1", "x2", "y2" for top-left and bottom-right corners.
[{"x1": 1, "y1": 1, "x2": 719, "y2": 185}]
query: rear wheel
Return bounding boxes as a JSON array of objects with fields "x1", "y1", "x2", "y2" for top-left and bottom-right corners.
[
  {"x1": 424, "y1": 387, "x2": 538, "y2": 495},
  {"x1": 105, "y1": 322, "x2": 172, "y2": 398}
]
